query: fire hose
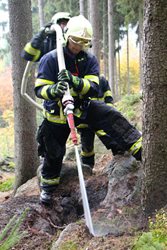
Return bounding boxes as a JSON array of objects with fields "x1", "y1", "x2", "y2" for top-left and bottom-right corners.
[{"x1": 21, "y1": 24, "x2": 95, "y2": 236}]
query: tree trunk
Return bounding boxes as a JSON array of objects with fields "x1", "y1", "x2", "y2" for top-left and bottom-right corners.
[
  {"x1": 139, "y1": 3, "x2": 143, "y2": 91},
  {"x1": 126, "y1": 27, "x2": 130, "y2": 95},
  {"x1": 114, "y1": 50, "x2": 118, "y2": 100},
  {"x1": 108, "y1": 0, "x2": 115, "y2": 97},
  {"x1": 89, "y1": 0, "x2": 100, "y2": 64},
  {"x1": 8, "y1": 0, "x2": 39, "y2": 191},
  {"x1": 102, "y1": 0, "x2": 108, "y2": 77},
  {"x1": 79, "y1": 0, "x2": 85, "y2": 16},
  {"x1": 38, "y1": 0, "x2": 45, "y2": 28},
  {"x1": 142, "y1": 0, "x2": 167, "y2": 215},
  {"x1": 117, "y1": 39, "x2": 121, "y2": 98}
]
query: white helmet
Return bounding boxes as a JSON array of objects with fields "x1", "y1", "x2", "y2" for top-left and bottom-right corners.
[
  {"x1": 65, "y1": 15, "x2": 93, "y2": 48},
  {"x1": 51, "y1": 12, "x2": 71, "y2": 24}
]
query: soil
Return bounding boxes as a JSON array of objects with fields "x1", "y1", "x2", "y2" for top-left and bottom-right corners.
[{"x1": 0, "y1": 154, "x2": 146, "y2": 250}]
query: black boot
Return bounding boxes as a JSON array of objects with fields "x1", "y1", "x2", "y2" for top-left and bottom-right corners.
[
  {"x1": 82, "y1": 163, "x2": 93, "y2": 176},
  {"x1": 40, "y1": 190, "x2": 53, "y2": 206}
]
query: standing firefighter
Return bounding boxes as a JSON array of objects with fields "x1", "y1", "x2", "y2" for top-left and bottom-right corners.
[
  {"x1": 35, "y1": 15, "x2": 142, "y2": 205},
  {"x1": 21, "y1": 12, "x2": 71, "y2": 62}
]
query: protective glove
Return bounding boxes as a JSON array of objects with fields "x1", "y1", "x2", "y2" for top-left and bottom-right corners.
[
  {"x1": 31, "y1": 22, "x2": 53, "y2": 48},
  {"x1": 43, "y1": 22, "x2": 55, "y2": 34},
  {"x1": 39, "y1": 22, "x2": 54, "y2": 38},
  {"x1": 44, "y1": 22, "x2": 53, "y2": 29},
  {"x1": 58, "y1": 69, "x2": 83, "y2": 91},
  {"x1": 49, "y1": 81, "x2": 68, "y2": 99}
]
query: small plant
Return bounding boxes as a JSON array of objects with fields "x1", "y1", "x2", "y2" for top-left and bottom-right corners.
[
  {"x1": 149, "y1": 209, "x2": 167, "y2": 245},
  {"x1": 0, "y1": 176, "x2": 14, "y2": 192},
  {"x1": 8, "y1": 161, "x2": 15, "y2": 169},
  {"x1": 58, "y1": 240, "x2": 79, "y2": 250},
  {"x1": 133, "y1": 209, "x2": 167, "y2": 250},
  {"x1": 132, "y1": 232, "x2": 165, "y2": 250},
  {"x1": 0, "y1": 208, "x2": 29, "y2": 250}
]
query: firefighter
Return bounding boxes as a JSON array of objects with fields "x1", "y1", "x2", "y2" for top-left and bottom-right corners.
[
  {"x1": 35, "y1": 15, "x2": 142, "y2": 205},
  {"x1": 21, "y1": 11, "x2": 111, "y2": 174},
  {"x1": 77, "y1": 75, "x2": 114, "y2": 173},
  {"x1": 21, "y1": 12, "x2": 71, "y2": 62}
]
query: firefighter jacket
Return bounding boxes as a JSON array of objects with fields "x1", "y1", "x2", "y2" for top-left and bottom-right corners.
[
  {"x1": 35, "y1": 46, "x2": 99, "y2": 123},
  {"x1": 21, "y1": 31, "x2": 56, "y2": 62},
  {"x1": 91, "y1": 76, "x2": 113, "y2": 104}
]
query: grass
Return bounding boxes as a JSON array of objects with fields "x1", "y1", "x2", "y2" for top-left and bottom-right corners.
[
  {"x1": 0, "y1": 127, "x2": 14, "y2": 159},
  {"x1": 115, "y1": 93, "x2": 142, "y2": 130},
  {"x1": 58, "y1": 240, "x2": 79, "y2": 250},
  {"x1": 0, "y1": 176, "x2": 14, "y2": 192}
]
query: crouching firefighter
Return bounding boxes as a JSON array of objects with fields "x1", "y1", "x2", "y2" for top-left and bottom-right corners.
[{"x1": 35, "y1": 15, "x2": 142, "y2": 205}]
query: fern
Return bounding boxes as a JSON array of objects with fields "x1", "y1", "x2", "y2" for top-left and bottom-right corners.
[
  {"x1": 0, "y1": 208, "x2": 29, "y2": 250},
  {"x1": 133, "y1": 210, "x2": 167, "y2": 250}
]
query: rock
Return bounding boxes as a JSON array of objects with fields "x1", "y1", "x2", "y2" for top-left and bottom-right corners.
[
  {"x1": 51, "y1": 223, "x2": 81, "y2": 250},
  {"x1": 102, "y1": 154, "x2": 142, "y2": 208},
  {"x1": 14, "y1": 177, "x2": 40, "y2": 197},
  {"x1": 90, "y1": 154, "x2": 144, "y2": 236},
  {"x1": 64, "y1": 145, "x2": 81, "y2": 161}
]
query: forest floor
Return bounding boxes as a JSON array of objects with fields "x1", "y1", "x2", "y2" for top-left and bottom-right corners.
[
  {"x1": 0, "y1": 86, "x2": 146, "y2": 249},
  {"x1": 0, "y1": 153, "x2": 146, "y2": 250}
]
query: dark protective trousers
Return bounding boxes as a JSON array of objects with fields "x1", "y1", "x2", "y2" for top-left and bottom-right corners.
[
  {"x1": 37, "y1": 101, "x2": 141, "y2": 191},
  {"x1": 77, "y1": 127, "x2": 95, "y2": 166}
]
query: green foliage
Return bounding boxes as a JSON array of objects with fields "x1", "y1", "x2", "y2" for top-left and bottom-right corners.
[
  {"x1": 149, "y1": 210, "x2": 167, "y2": 245},
  {"x1": 116, "y1": 94, "x2": 141, "y2": 121},
  {"x1": 133, "y1": 232, "x2": 165, "y2": 250},
  {"x1": 31, "y1": 0, "x2": 80, "y2": 33},
  {"x1": 0, "y1": 109, "x2": 14, "y2": 158},
  {"x1": 45, "y1": 0, "x2": 79, "y2": 17},
  {"x1": 0, "y1": 208, "x2": 29, "y2": 250},
  {"x1": 58, "y1": 240, "x2": 79, "y2": 250},
  {"x1": 0, "y1": 33, "x2": 11, "y2": 65},
  {"x1": 133, "y1": 210, "x2": 167, "y2": 250},
  {"x1": 0, "y1": 176, "x2": 14, "y2": 192},
  {"x1": 0, "y1": 111, "x2": 8, "y2": 128},
  {"x1": 116, "y1": 0, "x2": 143, "y2": 27},
  {"x1": 8, "y1": 161, "x2": 15, "y2": 169},
  {"x1": 31, "y1": 0, "x2": 40, "y2": 33},
  {"x1": 0, "y1": 126, "x2": 14, "y2": 158},
  {"x1": 120, "y1": 68, "x2": 140, "y2": 96}
]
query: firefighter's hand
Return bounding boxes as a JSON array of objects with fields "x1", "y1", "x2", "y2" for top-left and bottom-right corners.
[
  {"x1": 58, "y1": 69, "x2": 82, "y2": 90},
  {"x1": 58, "y1": 69, "x2": 73, "y2": 82},
  {"x1": 44, "y1": 22, "x2": 53, "y2": 29},
  {"x1": 44, "y1": 22, "x2": 56, "y2": 34},
  {"x1": 41, "y1": 22, "x2": 53, "y2": 33},
  {"x1": 39, "y1": 22, "x2": 54, "y2": 38},
  {"x1": 31, "y1": 22, "x2": 54, "y2": 49},
  {"x1": 50, "y1": 81, "x2": 68, "y2": 98}
]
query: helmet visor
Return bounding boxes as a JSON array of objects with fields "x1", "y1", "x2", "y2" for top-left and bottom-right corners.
[{"x1": 69, "y1": 36, "x2": 91, "y2": 48}]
